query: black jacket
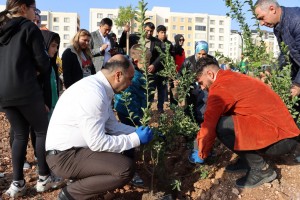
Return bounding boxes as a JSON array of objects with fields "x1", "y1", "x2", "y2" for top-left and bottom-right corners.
[
  {"x1": 41, "y1": 30, "x2": 60, "y2": 109},
  {"x1": 0, "y1": 17, "x2": 50, "y2": 107},
  {"x1": 62, "y1": 46, "x2": 96, "y2": 89},
  {"x1": 119, "y1": 31, "x2": 163, "y2": 73}
]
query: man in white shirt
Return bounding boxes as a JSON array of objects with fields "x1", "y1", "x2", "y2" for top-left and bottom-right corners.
[
  {"x1": 90, "y1": 18, "x2": 116, "y2": 72},
  {"x1": 46, "y1": 54, "x2": 153, "y2": 200}
]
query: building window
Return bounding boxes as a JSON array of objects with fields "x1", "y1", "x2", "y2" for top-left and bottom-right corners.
[
  {"x1": 219, "y1": 36, "x2": 224, "y2": 41},
  {"x1": 172, "y1": 17, "x2": 177, "y2": 22},
  {"x1": 195, "y1": 17, "x2": 204, "y2": 23},
  {"x1": 195, "y1": 25, "x2": 206, "y2": 31},
  {"x1": 40, "y1": 15, "x2": 47, "y2": 21},
  {"x1": 210, "y1": 28, "x2": 215, "y2": 33},
  {"x1": 219, "y1": 28, "x2": 224, "y2": 33},
  {"x1": 180, "y1": 18, "x2": 184, "y2": 22},
  {"x1": 219, "y1": 20, "x2": 224, "y2": 25},
  {"x1": 53, "y1": 17, "x2": 59, "y2": 22},
  {"x1": 187, "y1": 50, "x2": 191, "y2": 55},
  {"x1": 53, "y1": 26, "x2": 59, "y2": 31},
  {"x1": 165, "y1": 19, "x2": 168, "y2": 23},
  {"x1": 188, "y1": 26, "x2": 192, "y2": 31},
  {"x1": 64, "y1": 17, "x2": 70, "y2": 23},
  {"x1": 210, "y1": 20, "x2": 215, "y2": 25},
  {"x1": 187, "y1": 42, "x2": 191, "y2": 46},
  {"x1": 172, "y1": 25, "x2": 176, "y2": 30},
  {"x1": 209, "y1": 43, "x2": 215, "y2": 48},
  {"x1": 210, "y1": 35, "x2": 215, "y2": 40},
  {"x1": 63, "y1": 43, "x2": 68, "y2": 48},
  {"x1": 64, "y1": 34, "x2": 70, "y2": 40},
  {"x1": 97, "y1": 13, "x2": 103, "y2": 18},
  {"x1": 149, "y1": 16, "x2": 153, "y2": 20},
  {"x1": 172, "y1": 33, "x2": 176, "y2": 38},
  {"x1": 188, "y1": 34, "x2": 191, "y2": 39},
  {"x1": 188, "y1": 18, "x2": 192, "y2": 23},
  {"x1": 64, "y1": 26, "x2": 70, "y2": 31},
  {"x1": 97, "y1": 22, "x2": 100, "y2": 26},
  {"x1": 219, "y1": 44, "x2": 224, "y2": 48},
  {"x1": 180, "y1": 26, "x2": 184, "y2": 30},
  {"x1": 107, "y1": 14, "x2": 113, "y2": 18}
]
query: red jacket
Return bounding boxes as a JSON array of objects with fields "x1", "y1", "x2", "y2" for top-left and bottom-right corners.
[{"x1": 197, "y1": 70, "x2": 300, "y2": 159}]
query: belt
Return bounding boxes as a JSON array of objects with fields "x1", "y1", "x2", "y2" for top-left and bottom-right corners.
[{"x1": 46, "y1": 150, "x2": 62, "y2": 156}]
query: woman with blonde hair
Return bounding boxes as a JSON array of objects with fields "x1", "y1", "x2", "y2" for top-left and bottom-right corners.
[
  {"x1": 0, "y1": 0, "x2": 56, "y2": 197},
  {"x1": 62, "y1": 29, "x2": 96, "y2": 88}
]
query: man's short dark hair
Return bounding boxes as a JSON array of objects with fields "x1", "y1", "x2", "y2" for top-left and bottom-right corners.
[
  {"x1": 100, "y1": 18, "x2": 113, "y2": 27},
  {"x1": 195, "y1": 57, "x2": 219, "y2": 75},
  {"x1": 109, "y1": 32, "x2": 116, "y2": 38},
  {"x1": 103, "y1": 55, "x2": 131, "y2": 72},
  {"x1": 156, "y1": 25, "x2": 166, "y2": 32},
  {"x1": 144, "y1": 22, "x2": 155, "y2": 30}
]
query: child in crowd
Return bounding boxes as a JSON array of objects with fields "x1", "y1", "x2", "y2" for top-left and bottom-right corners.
[{"x1": 114, "y1": 44, "x2": 151, "y2": 186}]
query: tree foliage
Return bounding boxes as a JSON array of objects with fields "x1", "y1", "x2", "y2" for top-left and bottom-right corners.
[{"x1": 114, "y1": 5, "x2": 136, "y2": 28}]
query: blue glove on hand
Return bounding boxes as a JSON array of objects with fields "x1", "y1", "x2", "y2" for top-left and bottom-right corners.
[
  {"x1": 136, "y1": 126, "x2": 153, "y2": 144},
  {"x1": 188, "y1": 150, "x2": 205, "y2": 164}
]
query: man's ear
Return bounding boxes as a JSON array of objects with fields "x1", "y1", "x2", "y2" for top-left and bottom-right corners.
[
  {"x1": 115, "y1": 70, "x2": 122, "y2": 82},
  {"x1": 133, "y1": 58, "x2": 138, "y2": 65}
]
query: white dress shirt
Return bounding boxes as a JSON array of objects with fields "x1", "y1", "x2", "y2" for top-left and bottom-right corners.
[
  {"x1": 99, "y1": 31, "x2": 111, "y2": 65},
  {"x1": 46, "y1": 71, "x2": 140, "y2": 153}
]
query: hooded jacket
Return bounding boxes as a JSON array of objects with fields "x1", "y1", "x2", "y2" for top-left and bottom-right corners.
[
  {"x1": 41, "y1": 30, "x2": 60, "y2": 109},
  {"x1": 0, "y1": 17, "x2": 50, "y2": 107}
]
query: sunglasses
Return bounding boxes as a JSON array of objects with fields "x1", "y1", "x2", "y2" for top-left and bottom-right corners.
[{"x1": 179, "y1": 38, "x2": 185, "y2": 42}]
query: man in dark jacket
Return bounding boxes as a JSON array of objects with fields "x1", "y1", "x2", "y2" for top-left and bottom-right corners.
[
  {"x1": 119, "y1": 22, "x2": 164, "y2": 112},
  {"x1": 255, "y1": 0, "x2": 300, "y2": 97}
]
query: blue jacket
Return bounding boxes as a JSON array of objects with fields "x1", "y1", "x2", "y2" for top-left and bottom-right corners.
[
  {"x1": 274, "y1": 6, "x2": 300, "y2": 84},
  {"x1": 114, "y1": 65, "x2": 146, "y2": 122}
]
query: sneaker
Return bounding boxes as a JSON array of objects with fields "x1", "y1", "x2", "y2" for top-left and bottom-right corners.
[
  {"x1": 5, "y1": 181, "x2": 26, "y2": 198},
  {"x1": 23, "y1": 161, "x2": 31, "y2": 170},
  {"x1": 130, "y1": 173, "x2": 144, "y2": 186},
  {"x1": 235, "y1": 166, "x2": 277, "y2": 188},
  {"x1": 36, "y1": 175, "x2": 64, "y2": 192},
  {"x1": 225, "y1": 158, "x2": 250, "y2": 173}
]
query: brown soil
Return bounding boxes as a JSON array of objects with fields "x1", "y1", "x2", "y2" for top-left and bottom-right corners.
[{"x1": 1, "y1": 109, "x2": 300, "y2": 200}]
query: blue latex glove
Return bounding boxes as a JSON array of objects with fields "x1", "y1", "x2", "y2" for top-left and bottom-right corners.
[
  {"x1": 136, "y1": 126, "x2": 153, "y2": 144},
  {"x1": 188, "y1": 150, "x2": 205, "y2": 164}
]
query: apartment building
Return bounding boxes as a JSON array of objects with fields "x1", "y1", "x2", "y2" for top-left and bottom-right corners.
[
  {"x1": 90, "y1": 6, "x2": 231, "y2": 57},
  {"x1": 229, "y1": 30, "x2": 243, "y2": 62},
  {"x1": 40, "y1": 11, "x2": 80, "y2": 56}
]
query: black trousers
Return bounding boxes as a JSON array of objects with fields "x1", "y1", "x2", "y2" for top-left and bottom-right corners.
[
  {"x1": 3, "y1": 98, "x2": 50, "y2": 180},
  {"x1": 47, "y1": 148, "x2": 134, "y2": 200},
  {"x1": 216, "y1": 116, "x2": 298, "y2": 169}
]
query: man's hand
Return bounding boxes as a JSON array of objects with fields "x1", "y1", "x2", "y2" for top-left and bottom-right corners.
[
  {"x1": 290, "y1": 84, "x2": 300, "y2": 97},
  {"x1": 124, "y1": 24, "x2": 130, "y2": 32},
  {"x1": 100, "y1": 44, "x2": 109, "y2": 51},
  {"x1": 136, "y1": 126, "x2": 153, "y2": 144},
  {"x1": 148, "y1": 64, "x2": 155, "y2": 73},
  {"x1": 188, "y1": 150, "x2": 205, "y2": 164}
]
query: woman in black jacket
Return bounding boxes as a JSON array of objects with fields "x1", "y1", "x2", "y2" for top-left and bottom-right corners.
[
  {"x1": 62, "y1": 29, "x2": 96, "y2": 89},
  {"x1": 0, "y1": 0, "x2": 54, "y2": 197}
]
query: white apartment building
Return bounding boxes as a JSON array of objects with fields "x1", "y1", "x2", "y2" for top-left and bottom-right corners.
[
  {"x1": 89, "y1": 6, "x2": 231, "y2": 57},
  {"x1": 40, "y1": 11, "x2": 80, "y2": 56},
  {"x1": 229, "y1": 30, "x2": 243, "y2": 62},
  {"x1": 0, "y1": 5, "x2": 79, "y2": 56}
]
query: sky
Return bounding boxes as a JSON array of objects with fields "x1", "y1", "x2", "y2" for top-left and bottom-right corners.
[{"x1": 0, "y1": 0, "x2": 298, "y2": 31}]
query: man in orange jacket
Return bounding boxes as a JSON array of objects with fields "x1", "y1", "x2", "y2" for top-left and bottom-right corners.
[{"x1": 193, "y1": 57, "x2": 299, "y2": 188}]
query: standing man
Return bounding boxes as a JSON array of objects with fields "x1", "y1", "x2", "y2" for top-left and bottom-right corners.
[
  {"x1": 254, "y1": 0, "x2": 300, "y2": 97},
  {"x1": 46, "y1": 55, "x2": 153, "y2": 200},
  {"x1": 90, "y1": 18, "x2": 116, "y2": 72},
  {"x1": 193, "y1": 57, "x2": 299, "y2": 188},
  {"x1": 156, "y1": 25, "x2": 174, "y2": 110}
]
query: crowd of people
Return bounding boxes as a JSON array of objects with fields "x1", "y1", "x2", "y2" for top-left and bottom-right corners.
[{"x1": 0, "y1": 0, "x2": 299, "y2": 199}]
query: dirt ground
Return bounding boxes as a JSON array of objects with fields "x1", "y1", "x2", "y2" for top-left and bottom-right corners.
[{"x1": 1, "y1": 109, "x2": 300, "y2": 200}]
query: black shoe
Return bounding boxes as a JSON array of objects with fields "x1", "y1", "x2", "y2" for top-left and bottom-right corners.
[
  {"x1": 58, "y1": 190, "x2": 69, "y2": 200},
  {"x1": 235, "y1": 166, "x2": 277, "y2": 188},
  {"x1": 225, "y1": 158, "x2": 250, "y2": 173}
]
